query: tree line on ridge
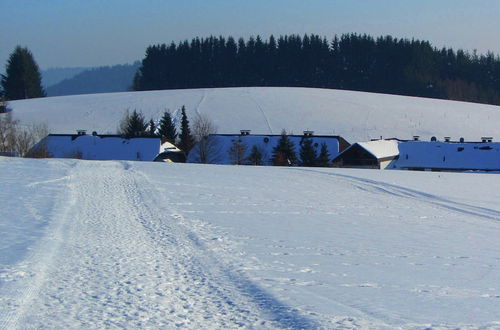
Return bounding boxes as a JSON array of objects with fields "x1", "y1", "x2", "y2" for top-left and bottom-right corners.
[{"x1": 133, "y1": 33, "x2": 500, "y2": 105}]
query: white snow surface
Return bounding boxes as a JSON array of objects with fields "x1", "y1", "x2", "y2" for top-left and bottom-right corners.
[
  {"x1": 1, "y1": 157, "x2": 500, "y2": 329},
  {"x1": 8, "y1": 87, "x2": 500, "y2": 142}
]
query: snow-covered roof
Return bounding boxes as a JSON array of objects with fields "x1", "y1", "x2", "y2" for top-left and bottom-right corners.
[
  {"x1": 356, "y1": 139, "x2": 400, "y2": 160},
  {"x1": 38, "y1": 134, "x2": 161, "y2": 161},
  {"x1": 160, "y1": 141, "x2": 182, "y2": 152},
  {"x1": 392, "y1": 141, "x2": 500, "y2": 171}
]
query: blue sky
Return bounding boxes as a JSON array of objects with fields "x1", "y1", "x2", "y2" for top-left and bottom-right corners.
[{"x1": 2, "y1": 0, "x2": 500, "y2": 70}]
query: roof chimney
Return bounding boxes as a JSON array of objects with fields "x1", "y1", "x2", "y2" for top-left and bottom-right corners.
[
  {"x1": 444, "y1": 136, "x2": 451, "y2": 142},
  {"x1": 303, "y1": 130, "x2": 314, "y2": 137},
  {"x1": 413, "y1": 135, "x2": 420, "y2": 141}
]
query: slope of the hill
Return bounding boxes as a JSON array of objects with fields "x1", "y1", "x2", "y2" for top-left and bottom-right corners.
[
  {"x1": 45, "y1": 62, "x2": 140, "y2": 97},
  {"x1": 0, "y1": 158, "x2": 499, "y2": 328},
  {"x1": 9, "y1": 87, "x2": 500, "y2": 142},
  {"x1": 41, "y1": 67, "x2": 88, "y2": 89}
]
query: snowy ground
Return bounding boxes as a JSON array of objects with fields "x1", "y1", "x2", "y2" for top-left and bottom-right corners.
[
  {"x1": 9, "y1": 87, "x2": 500, "y2": 142},
  {"x1": 1, "y1": 157, "x2": 499, "y2": 329}
]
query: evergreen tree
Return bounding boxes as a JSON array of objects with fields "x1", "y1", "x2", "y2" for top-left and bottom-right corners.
[
  {"x1": 178, "y1": 106, "x2": 194, "y2": 153},
  {"x1": 299, "y1": 137, "x2": 317, "y2": 167},
  {"x1": 247, "y1": 145, "x2": 263, "y2": 165},
  {"x1": 147, "y1": 119, "x2": 156, "y2": 136},
  {"x1": 317, "y1": 142, "x2": 331, "y2": 167},
  {"x1": 272, "y1": 129, "x2": 297, "y2": 166},
  {"x1": 157, "y1": 110, "x2": 177, "y2": 143},
  {"x1": 120, "y1": 109, "x2": 148, "y2": 138},
  {"x1": 2, "y1": 46, "x2": 45, "y2": 100}
]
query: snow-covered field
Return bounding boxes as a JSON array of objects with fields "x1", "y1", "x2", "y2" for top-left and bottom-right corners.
[
  {"x1": 1, "y1": 157, "x2": 499, "y2": 329},
  {"x1": 2, "y1": 88, "x2": 500, "y2": 328},
  {"x1": 9, "y1": 87, "x2": 500, "y2": 142}
]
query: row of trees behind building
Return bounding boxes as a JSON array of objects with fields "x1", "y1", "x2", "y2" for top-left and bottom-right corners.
[
  {"x1": 134, "y1": 33, "x2": 500, "y2": 105},
  {"x1": 229, "y1": 130, "x2": 332, "y2": 167},
  {"x1": 118, "y1": 106, "x2": 333, "y2": 166},
  {"x1": 117, "y1": 106, "x2": 195, "y2": 151}
]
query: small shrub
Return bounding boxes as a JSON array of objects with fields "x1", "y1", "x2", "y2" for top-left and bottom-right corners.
[
  {"x1": 247, "y1": 145, "x2": 264, "y2": 165},
  {"x1": 0, "y1": 97, "x2": 7, "y2": 113}
]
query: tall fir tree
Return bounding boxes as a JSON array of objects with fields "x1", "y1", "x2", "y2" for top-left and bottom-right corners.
[
  {"x1": 157, "y1": 110, "x2": 177, "y2": 143},
  {"x1": 1, "y1": 46, "x2": 45, "y2": 100},
  {"x1": 317, "y1": 142, "x2": 331, "y2": 167},
  {"x1": 178, "y1": 106, "x2": 194, "y2": 153},
  {"x1": 272, "y1": 129, "x2": 297, "y2": 166},
  {"x1": 299, "y1": 137, "x2": 317, "y2": 167},
  {"x1": 121, "y1": 109, "x2": 148, "y2": 138}
]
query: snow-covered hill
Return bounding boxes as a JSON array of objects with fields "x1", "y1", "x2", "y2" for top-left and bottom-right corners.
[
  {"x1": 1, "y1": 158, "x2": 499, "y2": 328},
  {"x1": 3, "y1": 88, "x2": 500, "y2": 327},
  {"x1": 9, "y1": 87, "x2": 500, "y2": 143}
]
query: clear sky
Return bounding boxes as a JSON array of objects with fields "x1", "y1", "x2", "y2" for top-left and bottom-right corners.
[{"x1": 2, "y1": 0, "x2": 500, "y2": 70}]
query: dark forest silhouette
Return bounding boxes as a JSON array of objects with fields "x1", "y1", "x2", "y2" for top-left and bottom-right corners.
[{"x1": 134, "y1": 33, "x2": 500, "y2": 105}]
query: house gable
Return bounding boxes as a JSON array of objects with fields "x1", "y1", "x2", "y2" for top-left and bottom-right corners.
[
  {"x1": 332, "y1": 143, "x2": 380, "y2": 168},
  {"x1": 332, "y1": 139, "x2": 400, "y2": 169}
]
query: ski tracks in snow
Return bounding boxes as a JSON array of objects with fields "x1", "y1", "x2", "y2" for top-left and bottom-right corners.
[
  {"x1": 1, "y1": 161, "x2": 318, "y2": 329},
  {"x1": 194, "y1": 90, "x2": 206, "y2": 117},
  {"x1": 134, "y1": 166, "x2": 320, "y2": 329},
  {"x1": 293, "y1": 168, "x2": 500, "y2": 223},
  {"x1": 0, "y1": 166, "x2": 76, "y2": 330},
  {"x1": 246, "y1": 91, "x2": 274, "y2": 134}
]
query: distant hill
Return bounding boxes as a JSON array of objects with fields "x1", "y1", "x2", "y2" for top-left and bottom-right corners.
[
  {"x1": 42, "y1": 67, "x2": 89, "y2": 88},
  {"x1": 46, "y1": 62, "x2": 140, "y2": 97}
]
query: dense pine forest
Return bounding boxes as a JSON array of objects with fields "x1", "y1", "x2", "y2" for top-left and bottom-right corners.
[{"x1": 133, "y1": 34, "x2": 500, "y2": 106}]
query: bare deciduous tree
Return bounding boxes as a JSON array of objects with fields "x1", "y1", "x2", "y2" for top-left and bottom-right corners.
[
  {"x1": 229, "y1": 138, "x2": 247, "y2": 165},
  {"x1": 15, "y1": 128, "x2": 36, "y2": 156},
  {"x1": 0, "y1": 114, "x2": 50, "y2": 157},
  {"x1": 0, "y1": 113, "x2": 18, "y2": 153},
  {"x1": 19, "y1": 122, "x2": 49, "y2": 157},
  {"x1": 192, "y1": 113, "x2": 218, "y2": 163}
]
